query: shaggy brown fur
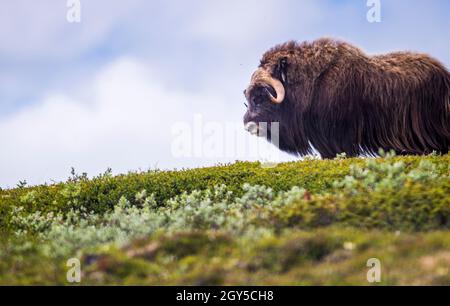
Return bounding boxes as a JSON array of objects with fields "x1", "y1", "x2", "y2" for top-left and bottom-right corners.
[{"x1": 243, "y1": 38, "x2": 450, "y2": 158}]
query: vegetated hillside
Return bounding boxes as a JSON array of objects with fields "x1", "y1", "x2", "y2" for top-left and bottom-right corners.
[{"x1": 0, "y1": 153, "x2": 449, "y2": 285}]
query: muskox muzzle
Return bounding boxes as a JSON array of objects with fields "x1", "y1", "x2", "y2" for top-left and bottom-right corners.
[
  {"x1": 244, "y1": 121, "x2": 259, "y2": 135},
  {"x1": 243, "y1": 68, "x2": 285, "y2": 137}
]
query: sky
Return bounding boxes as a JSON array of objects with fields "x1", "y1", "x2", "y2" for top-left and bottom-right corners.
[{"x1": 0, "y1": 0, "x2": 449, "y2": 188}]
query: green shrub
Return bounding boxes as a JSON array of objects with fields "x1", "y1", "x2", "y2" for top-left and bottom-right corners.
[
  {"x1": 0, "y1": 154, "x2": 449, "y2": 285},
  {"x1": 1, "y1": 154, "x2": 448, "y2": 231}
]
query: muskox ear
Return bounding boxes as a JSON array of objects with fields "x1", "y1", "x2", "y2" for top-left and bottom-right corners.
[{"x1": 277, "y1": 57, "x2": 288, "y2": 83}]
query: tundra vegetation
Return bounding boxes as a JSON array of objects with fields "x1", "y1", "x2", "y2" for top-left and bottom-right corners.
[{"x1": 0, "y1": 152, "x2": 449, "y2": 285}]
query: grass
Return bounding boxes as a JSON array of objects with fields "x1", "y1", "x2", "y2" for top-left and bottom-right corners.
[{"x1": 0, "y1": 153, "x2": 449, "y2": 285}]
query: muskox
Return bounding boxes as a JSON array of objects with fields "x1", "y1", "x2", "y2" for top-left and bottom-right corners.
[{"x1": 243, "y1": 38, "x2": 450, "y2": 158}]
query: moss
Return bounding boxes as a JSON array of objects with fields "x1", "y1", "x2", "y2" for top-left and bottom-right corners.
[
  {"x1": 247, "y1": 233, "x2": 342, "y2": 272},
  {"x1": 2, "y1": 227, "x2": 450, "y2": 285},
  {"x1": 76, "y1": 228, "x2": 450, "y2": 285},
  {"x1": 123, "y1": 231, "x2": 233, "y2": 260}
]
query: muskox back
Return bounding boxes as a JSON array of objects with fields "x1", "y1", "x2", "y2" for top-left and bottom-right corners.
[
  {"x1": 307, "y1": 44, "x2": 450, "y2": 157},
  {"x1": 244, "y1": 39, "x2": 450, "y2": 158}
]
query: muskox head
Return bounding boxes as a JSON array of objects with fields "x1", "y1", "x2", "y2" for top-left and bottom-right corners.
[{"x1": 243, "y1": 56, "x2": 300, "y2": 153}]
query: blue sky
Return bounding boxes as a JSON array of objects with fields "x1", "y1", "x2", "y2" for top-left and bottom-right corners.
[{"x1": 1, "y1": 0, "x2": 449, "y2": 187}]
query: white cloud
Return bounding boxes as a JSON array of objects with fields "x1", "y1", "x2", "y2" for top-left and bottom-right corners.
[
  {"x1": 188, "y1": 0, "x2": 324, "y2": 47},
  {"x1": 0, "y1": 58, "x2": 294, "y2": 188},
  {"x1": 189, "y1": 0, "x2": 282, "y2": 45},
  {"x1": 0, "y1": 0, "x2": 143, "y2": 60}
]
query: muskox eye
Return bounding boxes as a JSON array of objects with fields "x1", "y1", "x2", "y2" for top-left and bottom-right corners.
[{"x1": 278, "y1": 57, "x2": 288, "y2": 83}]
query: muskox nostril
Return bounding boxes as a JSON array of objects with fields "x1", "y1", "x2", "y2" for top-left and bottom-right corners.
[{"x1": 244, "y1": 122, "x2": 258, "y2": 135}]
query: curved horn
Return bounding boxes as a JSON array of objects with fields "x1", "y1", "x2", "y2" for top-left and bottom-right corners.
[{"x1": 251, "y1": 69, "x2": 285, "y2": 104}]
